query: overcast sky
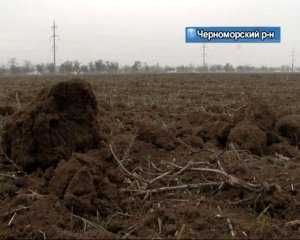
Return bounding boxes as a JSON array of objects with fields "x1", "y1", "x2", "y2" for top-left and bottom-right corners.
[{"x1": 0, "y1": 0, "x2": 299, "y2": 67}]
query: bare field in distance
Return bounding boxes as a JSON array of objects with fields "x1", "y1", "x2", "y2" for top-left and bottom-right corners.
[{"x1": 0, "y1": 73, "x2": 299, "y2": 113}]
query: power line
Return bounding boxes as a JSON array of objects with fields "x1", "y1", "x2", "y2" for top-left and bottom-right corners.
[{"x1": 51, "y1": 20, "x2": 58, "y2": 72}]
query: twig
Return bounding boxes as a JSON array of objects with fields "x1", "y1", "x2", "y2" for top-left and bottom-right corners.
[
  {"x1": 257, "y1": 204, "x2": 271, "y2": 219},
  {"x1": 232, "y1": 104, "x2": 248, "y2": 112},
  {"x1": 136, "y1": 166, "x2": 159, "y2": 176},
  {"x1": 122, "y1": 224, "x2": 139, "y2": 239},
  {"x1": 149, "y1": 171, "x2": 173, "y2": 185},
  {"x1": 227, "y1": 218, "x2": 236, "y2": 238},
  {"x1": 15, "y1": 92, "x2": 22, "y2": 110},
  {"x1": 166, "y1": 161, "x2": 265, "y2": 193},
  {"x1": 72, "y1": 214, "x2": 111, "y2": 234},
  {"x1": 105, "y1": 211, "x2": 130, "y2": 227},
  {"x1": 122, "y1": 212, "x2": 157, "y2": 239},
  {"x1": 228, "y1": 143, "x2": 242, "y2": 161},
  {"x1": 176, "y1": 138, "x2": 199, "y2": 153},
  {"x1": 28, "y1": 190, "x2": 46, "y2": 198},
  {"x1": 121, "y1": 132, "x2": 137, "y2": 164},
  {"x1": 150, "y1": 161, "x2": 164, "y2": 173},
  {"x1": 172, "y1": 161, "x2": 193, "y2": 178},
  {"x1": 212, "y1": 182, "x2": 226, "y2": 196},
  {"x1": 158, "y1": 217, "x2": 162, "y2": 234},
  {"x1": 8, "y1": 212, "x2": 17, "y2": 226},
  {"x1": 285, "y1": 220, "x2": 300, "y2": 228},
  {"x1": 228, "y1": 196, "x2": 255, "y2": 205},
  {"x1": 38, "y1": 230, "x2": 47, "y2": 240},
  {"x1": 1, "y1": 206, "x2": 30, "y2": 217},
  {"x1": 176, "y1": 224, "x2": 186, "y2": 239},
  {"x1": 217, "y1": 159, "x2": 225, "y2": 173},
  {"x1": 109, "y1": 144, "x2": 148, "y2": 184},
  {"x1": 0, "y1": 173, "x2": 17, "y2": 179},
  {"x1": 3, "y1": 152, "x2": 24, "y2": 173},
  {"x1": 124, "y1": 182, "x2": 221, "y2": 195}
]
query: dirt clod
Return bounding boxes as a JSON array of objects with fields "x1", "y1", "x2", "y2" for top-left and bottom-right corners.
[
  {"x1": 195, "y1": 120, "x2": 232, "y2": 146},
  {"x1": 49, "y1": 150, "x2": 122, "y2": 215},
  {"x1": 228, "y1": 121, "x2": 267, "y2": 155},
  {"x1": 234, "y1": 98, "x2": 276, "y2": 131},
  {"x1": 182, "y1": 135, "x2": 204, "y2": 148},
  {"x1": 276, "y1": 114, "x2": 300, "y2": 145},
  {"x1": 1, "y1": 79, "x2": 103, "y2": 172},
  {"x1": 137, "y1": 122, "x2": 176, "y2": 150}
]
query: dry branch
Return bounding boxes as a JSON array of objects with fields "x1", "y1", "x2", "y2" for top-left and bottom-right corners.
[
  {"x1": 8, "y1": 212, "x2": 17, "y2": 226},
  {"x1": 176, "y1": 224, "x2": 186, "y2": 239},
  {"x1": 1, "y1": 206, "x2": 30, "y2": 218},
  {"x1": 110, "y1": 144, "x2": 148, "y2": 184},
  {"x1": 121, "y1": 132, "x2": 137, "y2": 164},
  {"x1": 166, "y1": 161, "x2": 266, "y2": 193},
  {"x1": 112, "y1": 138, "x2": 272, "y2": 198},
  {"x1": 226, "y1": 218, "x2": 236, "y2": 238},
  {"x1": 3, "y1": 152, "x2": 24, "y2": 173},
  {"x1": 0, "y1": 173, "x2": 17, "y2": 179},
  {"x1": 149, "y1": 170, "x2": 173, "y2": 185},
  {"x1": 38, "y1": 230, "x2": 47, "y2": 240},
  {"x1": 124, "y1": 182, "x2": 221, "y2": 195},
  {"x1": 72, "y1": 214, "x2": 111, "y2": 234}
]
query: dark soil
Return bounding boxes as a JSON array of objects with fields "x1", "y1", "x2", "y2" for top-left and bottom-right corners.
[
  {"x1": 48, "y1": 149, "x2": 123, "y2": 216},
  {"x1": 1, "y1": 74, "x2": 300, "y2": 239},
  {"x1": 136, "y1": 122, "x2": 177, "y2": 150},
  {"x1": 0, "y1": 106, "x2": 14, "y2": 116},
  {"x1": 276, "y1": 114, "x2": 300, "y2": 146},
  {"x1": 228, "y1": 121, "x2": 267, "y2": 155}
]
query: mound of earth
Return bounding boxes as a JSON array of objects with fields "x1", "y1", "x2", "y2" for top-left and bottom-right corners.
[
  {"x1": 181, "y1": 135, "x2": 204, "y2": 149},
  {"x1": 276, "y1": 114, "x2": 300, "y2": 145},
  {"x1": 1, "y1": 79, "x2": 103, "y2": 172},
  {"x1": 181, "y1": 110, "x2": 233, "y2": 146},
  {"x1": 228, "y1": 121, "x2": 267, "y2": 155},
  {"x1": 234, "y1": 97, "x2": 276, "y2": 131},
  {"x1": 49, "y1": 149, "x2": 123, "y2": 215},
  {"x1": 195, "y1": 120, "x2": 233, "y2": 146},
  {"x1": 136, "y1": 122, "x2": 176, "y2": 151}
]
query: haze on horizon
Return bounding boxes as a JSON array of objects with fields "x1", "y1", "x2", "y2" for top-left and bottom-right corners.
[{"x1": 0, "y1": 0, "x2": 299, "y2": 67}]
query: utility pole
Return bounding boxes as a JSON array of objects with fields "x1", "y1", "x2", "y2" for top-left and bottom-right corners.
[
  {"x1": 51, "y1": 20, "x2": 58, "y2": 72},
  {"x1": 291, "y1": 49, "x2": 295, "y2": 72}
]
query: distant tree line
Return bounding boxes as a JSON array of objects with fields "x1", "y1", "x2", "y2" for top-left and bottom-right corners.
[{"x1": 0, "y1": 58, "x2": 298, "y2": 75}]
